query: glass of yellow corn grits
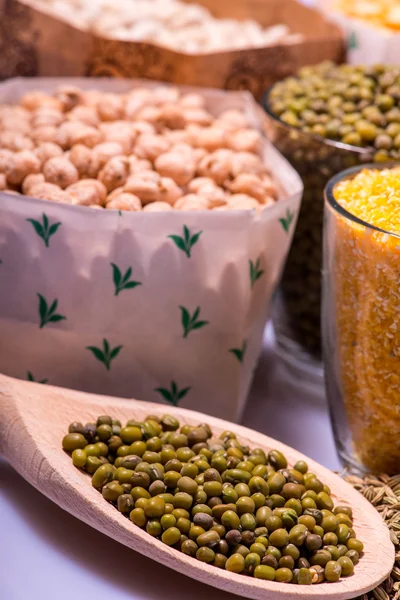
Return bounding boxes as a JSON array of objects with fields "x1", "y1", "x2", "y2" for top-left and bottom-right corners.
[{"x1": 323, "y1": 163, "x2": 400, "y2": 475}]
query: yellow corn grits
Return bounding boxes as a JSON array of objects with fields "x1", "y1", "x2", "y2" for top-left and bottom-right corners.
[
  {"x1": 336, "y1": 0, "x2": 400, "y2": 31},
  {"x1": 333, "y1": 166, "x2": 400, "y2": 473}
]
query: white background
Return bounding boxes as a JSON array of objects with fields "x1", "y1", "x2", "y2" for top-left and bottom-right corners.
[{"x1": 0, "y1": 328, "x2": 340, "y2": 600}]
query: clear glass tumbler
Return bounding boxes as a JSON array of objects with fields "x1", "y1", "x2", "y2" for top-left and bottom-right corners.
[
  {"x1": 262, "y1": 89, "x2": 372, "y2": 381},
  {"x1": 323, "y1": 164, "x2": 400, "y2": 475}
]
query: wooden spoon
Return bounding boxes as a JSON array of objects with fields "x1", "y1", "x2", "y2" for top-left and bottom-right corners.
[{"x1": 0, "y1": 374, "x2": 394, "y2": 599}]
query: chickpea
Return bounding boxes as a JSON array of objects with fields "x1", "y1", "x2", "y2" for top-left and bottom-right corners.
[
  {"x1": 143, "y1": 201, "x2": 173, "y2": 212},
  {"x1": 260, "y1": 174, "x2": 279, "y2": 199},
  {"x1": 106, "y1": 186, "x2": 125, "y2": 202},
  {"x1": 158, "y1": 177, "x2": 183, "y2": 205},
  {"x1": 191, "y1": 127, "x2": 227, "y2": 151},
  {"x1": 43, "y1": 156, "x2": 79, "y2": 189},
  {"x1": 188, "y1": 177, "x2": 215, "y2": 193},
  {"x1": 124, "y1": 174, "x2": 161, "y2": 204},
  {"x1": 183, "y1": 108, "x2": 213, "y2": 126},
  {"x1": 154, "y1": 152, "x2": 195, "y2": 186},
  {"x1": 56, "y1": 121, "x2": 84, "y2": 149},
  {"x1": 129, "y1": 170, "x2": 160, "y2": 182},
  {"x1": 259, "y1": 196, "x2": 276, "y2": 210},
  {"x1": 231, "y1": 152, "x2": 265, "y2": 178},
  {"x1": 157, "y1": 104, "x2": 186, "y2": 130},
  {"x1": 229, "y1": 174, "x2": 266, "y2": 202},
  {"x1": 35, "y1": 142, "x2": 64, "y2": 166},
  {"x1": 227, "y1": 194, "x2": 260, "y2": 210},
  {"x1": 169, "y1": 143, "x2": 194, "y2": 159},
  {"x1": 98, "y1": 156, "x2": 129, "y2": 192},
  {"x1": 89, "y1": 204, "x2": 103, "y2": 210},
  {"x1": 67, "y1": 105, "x2": 100, "y2": 127},
  {"x1": 32, "y1": 107, "x2": 64, "y2": 128},
  {"x1": 218, "y1": 110, "x2": 250, "y2": 130},
  {"x1": 153, "y1": 86, "x2": 180, "y2": 105},
  {"x1": 56, "y1": 121, "x2": 103, "y2": 149},
  {"x1": 55, "y1": 86, "x2": 84, "y2": 112},
  {"x1": 106, "y1": 193, "x2": 142, "y2": 212},
  {"x1": 193, "y1": 148, "x2": 208, "y2": 164},
  {"x1": 83, "y1": 89, "x2": 105, "y2": 107},
  {"x1": 164, "y1": 130, "x2": 191, "y2": 145},
  {"x1": 0, "y1": 149, "x2": 15, "y2": 174},
  {"x1": 6, "y1": 150, "x2": 41, "y2": 186},
  {"x1": 97, "y1": 93, "x2": 125, "y2": 122},
  {"x1": 67, "y1": 179, "x2": 107, "y2": 207},
  {"x1": 128, "y1": 157, "x2": 153, "y2": 175},
  {"x1": 180, "y1": 93, "x2": 206, "y2": 109},
  {"x1": 174, "y1": 194, "x2": 209, "y2": 211},
  {"x1": 131, "y1": 121, "x2": 156, "y2": 136},
  {"x1": 135, "y1": 106, "x2": 163, "y2": 127},
  {"x1": 197, "y1": 150, "x2": 234, "y2": 185},
  {"x1": 196, "y1": 182, "x2": 226, "y2": 208},
  {"x1": 31, "y1": 126, "x2": 59, "y2": 144},
  {"x1": 69, "y1": 144, "x2": 101, "y2": 179},
  {"x1": 69, "y1": 124, "x2": 103, "y2": 149},
  {"x1": 0, "y1": 131, "x2": 34, "y2": 151},
  {"x1": 31, "y1": 183, "x2": 76, "y2": 204},
  {"x1": 135, "y1": 133, "x2": 170, "y2": 162},
  {"x1": 93, "y1": 142, "x2": 125, "y2": 167},
  {"x1": 100, "y1": 122, "x2": 136, "y2": 153},
  {"x1": 0, "y1": 105, "x2": 31, "y2": 124},
  {"x1": 20, "y1": 91, "x2": 62, "y2": 112},
  {"x1": 1, "y1": 117, "x2": 32, "y2": 135},
  {"x1": 22, "y1": 173, "x2": 46, "y2": 195},
  {"x1": 124, "y1": 89, "x2": 154, "y2": 119},
  {"x1": 228, "y1": 129, "x2": 262, "y2": 154}
]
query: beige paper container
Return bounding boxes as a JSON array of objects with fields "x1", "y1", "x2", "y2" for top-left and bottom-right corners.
[
  {"x1": 0, "y1": 0, "x2": 344, "y2": 99},
  {"x1": 316, "y1": 0, "x2": 400, "y2": 64},
  {"x1": 0, "y1": 77, "x2": 302, "y2": 421}
]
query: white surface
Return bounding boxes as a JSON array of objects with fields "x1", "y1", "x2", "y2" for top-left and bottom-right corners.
[{"x1": 0, "y1": 327, "x2": 340, "y2": 600}]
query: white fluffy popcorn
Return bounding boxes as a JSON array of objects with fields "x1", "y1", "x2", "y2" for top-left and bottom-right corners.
[{"x1": 22, "y1": 0, "x2": 302, "y2": 53}]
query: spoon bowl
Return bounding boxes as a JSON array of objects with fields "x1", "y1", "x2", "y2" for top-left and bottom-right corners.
[{"x1": 0, "y1": 374, "x2": 394, "y2": 600}]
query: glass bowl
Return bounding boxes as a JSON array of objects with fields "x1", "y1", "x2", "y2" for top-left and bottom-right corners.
[
  {"x1": 262, "y1": 88, "x2": 373, "y2": 379},
  {"x1": 323, "y1": 162, "x2": 400, "y2": 474}
]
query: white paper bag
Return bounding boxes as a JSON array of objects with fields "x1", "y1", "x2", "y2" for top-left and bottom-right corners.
[
  {"x1": 316, "y1": 0, "x2": 400, "y2": 64},
  {"x1": 0, "y1": 78, "x2": 303, "y2": 420}
]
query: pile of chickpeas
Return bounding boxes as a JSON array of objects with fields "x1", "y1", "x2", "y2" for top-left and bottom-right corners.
[{"x1": 0, "y1": 85, "x2": 278, "y2": 212}]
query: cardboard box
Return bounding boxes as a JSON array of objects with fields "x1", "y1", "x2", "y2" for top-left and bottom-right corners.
[{"x1": 0, "y1": 0, "x2": 345, "y2": 98}]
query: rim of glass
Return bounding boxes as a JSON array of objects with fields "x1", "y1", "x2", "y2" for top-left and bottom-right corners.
[
  {"x1": 262, "y1": 86, "x2": 372, "y2": 156},
  {"x1": 324, "y1": 161, "x2": 400, "y2": 239}
]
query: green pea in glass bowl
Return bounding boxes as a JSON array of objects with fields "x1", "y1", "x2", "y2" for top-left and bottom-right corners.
[{"x1": 262, "y1": 88, "x2": 372, "y2": 382}]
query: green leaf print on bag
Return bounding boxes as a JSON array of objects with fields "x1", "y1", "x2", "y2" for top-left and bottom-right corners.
[
  {"x1": 179, "y1": 306, "x2": 209, "y2": 338},
  {"x1": 229, "y1": 340, "x2": 247, "y2": 363},
  {"x1": 37, "y1": 294, "x2": 66, "y2": 328},
  {"x1": 279, "y1": 209, "x2": 295, "y2": 233},
  {"x1": 111, "y1": 263, "x2": 142, "y2": 296},
  {"x1": 86, "y1": 338, "x2": 123, "y2": 371},
  {"x1": 27, "y1": 213, "x2": 62, "y2": 248},
  {"x1": 249, "y1": 257, "x2": 264, "y2": 289},
  {"x1": 155, "y1": 381, "x2": 191, "y2": 406},
  {"x1": 168, "y1": 225, "x2": 203, "y2": 258},
  {"x1": 27, "y1": 371, "x2": 48, "y2": 384},
  {"x1": 348, "y1": 31, "x2": 358, "y2": 50}
]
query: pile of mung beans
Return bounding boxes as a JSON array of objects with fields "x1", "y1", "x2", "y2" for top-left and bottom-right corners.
[{"x1": 62, "y1": 414, "x2": 363, "y2": 584}]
